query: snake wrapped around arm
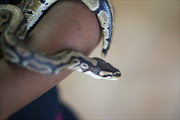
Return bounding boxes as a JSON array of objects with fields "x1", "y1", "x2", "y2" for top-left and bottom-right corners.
[{"x1": 0, "y1": 0, "x2": 121, "y2": 80}]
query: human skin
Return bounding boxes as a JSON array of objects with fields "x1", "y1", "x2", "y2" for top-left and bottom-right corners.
[{"x1": 0, "y1": 0, "x2": 101, "y2": 119}]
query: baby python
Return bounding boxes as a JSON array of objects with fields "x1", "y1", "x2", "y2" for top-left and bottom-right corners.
[{"x1": 0, "y1": 0, "x2": 121, "y2": 80}]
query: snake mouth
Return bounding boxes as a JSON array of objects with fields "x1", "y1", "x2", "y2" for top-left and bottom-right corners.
[
  {"x1": 110, "y1": 71, "x2": 121, "y2": 80},
  {"x1": 99, "y1": 71, "x2": 121, "y2": 80},
  {"x1": 114, "y1": 71, "x2": 121, "y2": 77}
]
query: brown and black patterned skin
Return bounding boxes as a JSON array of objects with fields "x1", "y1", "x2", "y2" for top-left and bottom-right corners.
[{"x1": 0, "y1": 1, "x2": 121, "y2": 80}]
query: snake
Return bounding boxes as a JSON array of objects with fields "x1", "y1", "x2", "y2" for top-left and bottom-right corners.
[{"x1": 0, "y1": 0, "x2": 121, "y2": 80}]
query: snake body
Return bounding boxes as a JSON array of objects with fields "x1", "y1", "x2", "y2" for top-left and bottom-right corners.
[{"x1": 0, "y1": 0, "x2": 121, "y2": 80}]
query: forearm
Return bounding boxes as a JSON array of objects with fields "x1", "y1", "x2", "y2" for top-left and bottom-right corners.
[{"x1": 0, "y1": 0, "x2": 100, "y2": 119}]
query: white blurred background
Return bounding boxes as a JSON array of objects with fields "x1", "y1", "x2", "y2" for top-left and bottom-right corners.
[{"x1": 58, "y1": 0, "x2": 180, "y2": 119}]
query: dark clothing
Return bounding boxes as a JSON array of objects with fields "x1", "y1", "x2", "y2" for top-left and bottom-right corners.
[{"x1": 7, "y1": 87, "x2": 79, "y2": 120}]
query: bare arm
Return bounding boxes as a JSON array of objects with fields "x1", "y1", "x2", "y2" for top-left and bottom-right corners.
[{"x1": 0, "y1": 0, "x2": 100, "y2": 119}]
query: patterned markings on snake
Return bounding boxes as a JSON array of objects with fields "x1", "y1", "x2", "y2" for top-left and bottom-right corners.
[
  {"x1": 0, "y1": 0, "x2": 121, "y2": 80},
  {"x1": 81, "y1": 0, "x2": 100, "y2": 11},
  {"x1": 16, "y1": 45, "x2": 31, "y2": 57},
  {"x1": 4, "y1": 47, "x2": 20, "y2": 63}
]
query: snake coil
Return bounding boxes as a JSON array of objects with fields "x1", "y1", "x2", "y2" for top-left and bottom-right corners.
[{"x1": 0, "y1": 0, "x2": 121, "y2": 80}]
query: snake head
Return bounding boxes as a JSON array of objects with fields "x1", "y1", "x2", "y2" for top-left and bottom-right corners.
[
  {"x1": 88, "y1": 57, "x2": 121, "y2": 80},
  {"x1": 94, "y1": 57, "x2": 121, "y2": 80}
]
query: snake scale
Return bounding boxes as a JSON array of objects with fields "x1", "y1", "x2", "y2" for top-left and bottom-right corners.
[{"x1": 0, "y1": 0, "x2": 121, "y2": 80}]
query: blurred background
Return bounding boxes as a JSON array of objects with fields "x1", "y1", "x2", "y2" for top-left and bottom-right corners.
[{"x1": 58, "y1": 0, "x2": 180, "y2": 119}]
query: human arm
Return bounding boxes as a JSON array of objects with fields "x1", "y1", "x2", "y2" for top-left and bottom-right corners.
[{"x1": 0, "y1": 0, "x2": 100, "y2": 119}]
